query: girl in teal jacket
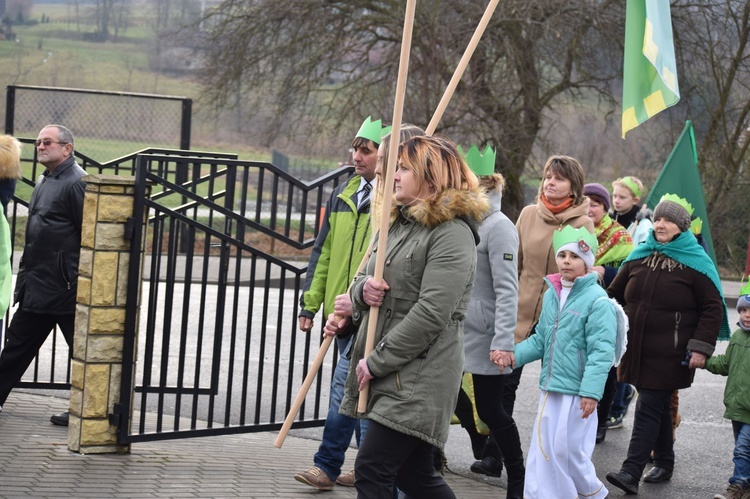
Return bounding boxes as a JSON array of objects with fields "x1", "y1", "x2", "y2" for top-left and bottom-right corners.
[{"x1": 510, "y1": 226, "x2": 617, "y2": 499}]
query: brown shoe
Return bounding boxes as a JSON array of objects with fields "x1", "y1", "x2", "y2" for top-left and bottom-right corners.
[
  {"x1": 294, "y1": 466, "x2": 335, "y2": 491},
  {"x1": 336, "y1": 469, "x2": 356, "y2": 487},
  {"x1": 714, "y1": 483, "x2": 745, "y2": 499}
]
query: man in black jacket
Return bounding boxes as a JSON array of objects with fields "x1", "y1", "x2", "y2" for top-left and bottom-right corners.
[{"x1": 0, "y1": 124, "x2": 86, "y2": 426}]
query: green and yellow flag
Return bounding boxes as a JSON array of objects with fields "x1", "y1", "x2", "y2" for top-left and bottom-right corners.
[
  {"x1": 644, "y1": 121, "x2": 717, "y2": 266},
  {"x1": 622, "y1": 0, "x2": 680, "y2": 139}
]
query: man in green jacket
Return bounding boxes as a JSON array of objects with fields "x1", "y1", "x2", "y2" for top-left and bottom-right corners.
[{"x1": 294, "y1": 116, "x2": 388, "y2": 491}]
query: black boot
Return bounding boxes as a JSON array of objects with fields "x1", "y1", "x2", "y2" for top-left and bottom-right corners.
[
  {"x1": 596, "y1": 420, "x2": 607, "y2": 444},
  {"x1": 454, "y1": 386, "x2": 489, "y2": 460},
  {"x1": 471, "y1": 435, "x2": 504, "y2": 477},
  {"x1": 494, "y1": 423, "x2": 525, "y2": 499}
]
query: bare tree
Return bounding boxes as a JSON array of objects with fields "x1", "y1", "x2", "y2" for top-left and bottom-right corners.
[
  {"x1": 193, "y1": 0, "x2": 625, "y2": 218},
  {"x1": 91, "y1": 0, "x2": 130, "y2": 41},
  {"x1": 670, "y1": 0, "x2": 750, "y2": 270}
]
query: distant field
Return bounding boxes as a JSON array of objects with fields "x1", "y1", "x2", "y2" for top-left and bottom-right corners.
[{"x1": 0, "y1": 2, "x2": 340, "y2": 170}]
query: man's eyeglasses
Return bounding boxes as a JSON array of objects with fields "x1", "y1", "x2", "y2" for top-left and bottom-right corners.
[{"x1": 34, "y1": 139, "x2": 68, "y2": 147}]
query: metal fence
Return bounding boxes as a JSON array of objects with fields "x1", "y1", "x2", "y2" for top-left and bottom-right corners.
[
  {"x1": 119, "y1": 152, "x2": 354, "y2": 441},
  {"x1": 3, "y1": 142, "x2": 356, "y2": 441},
  {"x1": 5, "y1": 85, "x2": 192, "y2": 161}
]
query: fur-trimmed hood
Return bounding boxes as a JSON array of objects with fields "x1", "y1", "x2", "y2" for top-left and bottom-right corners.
[
  {"x1": 396, "y1": 187, "x2": 489, "y2": 243},
  {"x1": 0, "y1": 135, "x2": 22, "y2": 180}
]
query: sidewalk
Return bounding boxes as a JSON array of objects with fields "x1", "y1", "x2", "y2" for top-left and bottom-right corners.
[{"x1": 0, "y1": 391, "x2": 503, "y2": 498}]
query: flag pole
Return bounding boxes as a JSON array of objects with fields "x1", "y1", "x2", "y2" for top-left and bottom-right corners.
[
  {"x1": 425, "y1": 0, "x2": 501, "y2": 135},
  {"x1": 358, "y1": 0, "x2": 417, "y2": 413}
]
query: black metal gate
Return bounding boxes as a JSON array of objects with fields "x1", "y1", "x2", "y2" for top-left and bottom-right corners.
[
  {"x1": 3, "y1": 141, "x2": 239, "y2": 391},
  {"x1": 114, "y1": 153, "x2": 353, "y2": 443}
]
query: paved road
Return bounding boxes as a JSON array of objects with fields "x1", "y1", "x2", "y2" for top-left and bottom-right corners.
[{"x1": 4, "y1": 288, "x2": 740, "y2": 498}]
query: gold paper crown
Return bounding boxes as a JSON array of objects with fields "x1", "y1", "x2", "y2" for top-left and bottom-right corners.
[
  {"x1": 690, "y1": 216, "x2": 702, "y2": 235},
  {"x1": 659, "y1": 193, "x2": 694, "y2": 215},
  {"x1": 552, "y1": 225, "x2": 598, "y2": 255},
  {"x1": 356, "y1": 116, "x2": 391, "y2": 145},
  {"x1": 458, "y1": 144, "x2": 496, "y2": 176}
]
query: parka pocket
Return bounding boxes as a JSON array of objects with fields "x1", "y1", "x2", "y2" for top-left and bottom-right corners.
[
  {"x1": 57, "y1": 252, "x2": 72, "y2": 290},
  {"x1": 372, "y1": 356, "x2": 426, "y2": 401},
  {"x1": 403, "y1": 240, "x2": 421, "y2": 279}
]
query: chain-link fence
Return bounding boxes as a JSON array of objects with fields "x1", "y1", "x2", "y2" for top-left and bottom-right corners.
[{"x1": 5, "y1": 85, "x2": 191, "y2": 162}]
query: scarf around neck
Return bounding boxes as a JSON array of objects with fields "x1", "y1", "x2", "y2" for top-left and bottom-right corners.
[
  {"x1": 541, "y1": 194, "x2": 574, "y2": 214},
  {"x1": 595, "y1": 215, "x2": 634, "y2": 267},
  {"x1": 626, "y1": 230, "x2": 730, "y2": 340}
]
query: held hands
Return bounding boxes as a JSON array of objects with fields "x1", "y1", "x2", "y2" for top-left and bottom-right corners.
[
  {"x1": 362, "y1": 278, "x2": 390, "y2": 307},
  {"x1": 580, "y1": 397, "x2": 597, "y2": 418},
  {"x1": 323, "y1": 313, "x2": 351, "y2": 338},
  {"x1": 688, "y1": 351, "x2": 707, "y2": 369},
  {"x1": 356, "y1": 358, "x2": 373, "y2": 391},
  {"x1": 490, "y1": 350, "x2": 515, "y2": 371}
]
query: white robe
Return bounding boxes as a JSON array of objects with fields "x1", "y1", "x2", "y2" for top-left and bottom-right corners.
[{"x1": 524, "y1": 391, "x2": 608, "y2": 499}]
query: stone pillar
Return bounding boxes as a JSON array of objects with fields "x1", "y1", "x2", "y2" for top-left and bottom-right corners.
[{"x1": 68, "y1": 175, "x2": 147, "y2": 454}]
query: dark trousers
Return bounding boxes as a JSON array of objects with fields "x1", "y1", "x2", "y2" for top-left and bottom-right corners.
[
  {"x1": 501, "y1": 365, "x2": 524, "y2": 416},
  {"x1": 596, "y1": 367, "x2": 618, "y2": 427},
  {"x1": 355, "y1": 421, "x2": 456, "y2": 499},
  {"x1": 473, "y1": 374, "x2": 514, "y2": 431},
  {"x1": 621, "y1": 388, "x2": 675, "y2": 478},
  {"x1": 0, "y1": 309, "x2": 75, "y2": 405}
]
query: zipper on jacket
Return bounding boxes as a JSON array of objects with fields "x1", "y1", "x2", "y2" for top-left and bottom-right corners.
[
  {"x1": 359, "y1": 215, "x2": 371, "y2": 253},
  {"x1": 543, "y1": 316, "x2": 559, "y2": 391},
  {"x1": 674, "y1": 311, "x2": 681, "y2": 348},
  {"x1": 395, "y1": 372, "x2": 402, "y2": 390},
  {"x1": 58, "y1": 253, "x2": 71, "y2": 289}
]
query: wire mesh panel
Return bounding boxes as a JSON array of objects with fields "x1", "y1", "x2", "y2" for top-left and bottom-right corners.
[{"x1": 6, "y1": 85, "x2": 191, "y2": 162}]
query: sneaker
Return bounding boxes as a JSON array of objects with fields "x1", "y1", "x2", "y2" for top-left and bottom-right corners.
[
  {"x1": 294, "y1": 466, "x2": 335, "y2": 491},
  {"x1": 50, "y1": 411, "x2": 69, "y2": 426},
  {"x1": 335, "y1": 470, "x2": 355, "y2": 487},
  {"x1": 714, "y1": 483, "x2": 744, "y2": 499},
  {"x1": 606, "y1": 415, "x2": 624, "y2": 429}
]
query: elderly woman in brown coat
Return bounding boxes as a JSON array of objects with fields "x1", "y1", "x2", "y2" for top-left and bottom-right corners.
[{"x1": 605, "y1": 194, "x2": 730, "y2": 495}]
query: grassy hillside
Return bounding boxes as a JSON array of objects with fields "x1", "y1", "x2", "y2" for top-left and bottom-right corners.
[{"x1": 0, "y1": 2, "x2": 302, "y2": 164}]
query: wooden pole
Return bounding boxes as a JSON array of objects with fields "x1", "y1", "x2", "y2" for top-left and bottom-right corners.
[
  {"x1": 278, "y1": 0, "x2": 498, "y2": 442},
  {"x1": 358, "y1": 0, "x2": 417, "y2": 414},
  {"x1": 274, "y1": 235, "x2": 376, "y2": 448},
  {"x1": 274, "y1": 335, "x2": 333, "y2": 447},
  {"x1": 425, "y1": 0, "x2": 501, "y2": 135}
]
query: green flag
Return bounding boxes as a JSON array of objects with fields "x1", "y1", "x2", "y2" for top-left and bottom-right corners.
[
  {"x1": 622, "y1": 0, "x2": 680, "y2": 139},
  {"x1": 644, "y1": 120, "x2": 717, "y2": 266}
]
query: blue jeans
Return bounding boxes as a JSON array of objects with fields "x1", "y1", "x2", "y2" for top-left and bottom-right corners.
[
  {"x1": 730, "y1": 421, "x2": 750, "y2": 488},
  {"x1": 611, "y1": 382, "x2": 634, "y2": 418},
  {"x1": 314, "y1": 336, "x2": 369, "y2": 481}
]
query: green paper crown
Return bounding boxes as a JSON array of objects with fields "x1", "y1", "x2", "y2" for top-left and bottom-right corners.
[
  {"x1": 690, "y1": 217, "x2": 702, "y2": 235},
  {"x1": 659, "y1": 193, "x2": 694, "y2": 215},
  {"x1": 458, "y1": 144, "x2": 496, "y2": 176},
  {"x1": 356, "y1": 116, "x2": 391, "y2": 145},
  {"x1": 741, "y1": 278, "x2": 750, "y2": 297},
  {"x1": 552, "y1": 225, "x2": 597, "y2": 254},
  {"x1": 619, "y1": 176, "x2": 642, "y2": 198}
]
